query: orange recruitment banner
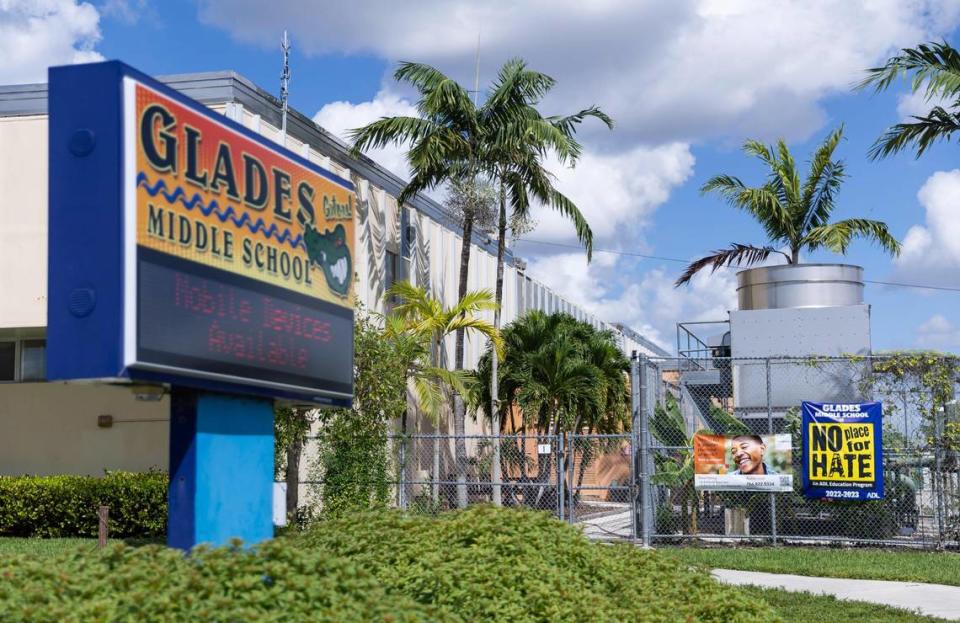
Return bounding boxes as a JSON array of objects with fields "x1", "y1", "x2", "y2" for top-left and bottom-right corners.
[{"x1": 693, "y1": 432, "x2": 793, "y2": 492}]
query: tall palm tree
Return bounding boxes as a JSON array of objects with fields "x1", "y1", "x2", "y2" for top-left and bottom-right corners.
[
  {"x1": 483, "y1": 61, "x2": 612, "y2": 505},
  {"x1": 858, "y1": 41, "x2": 960, "y2": 159},
  {"x1": 350, "y1": 59, "x2": 609, "y2": 505},
  {"x1": 383, "y1": 281, "x2": 503, "y2": 507},
  {"x1": 675, "y1": 127, "x2": 901, "y2": 286}
]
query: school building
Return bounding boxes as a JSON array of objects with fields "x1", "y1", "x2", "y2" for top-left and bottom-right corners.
[{"x1": 0, "y1": 68, "x2": 667, "y2": 478}]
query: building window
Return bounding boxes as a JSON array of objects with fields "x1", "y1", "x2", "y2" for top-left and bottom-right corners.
[
  {"x1": 0, "y1": 342, "x2": 14, "y2": 381},
  {"x1": 385, "y1": 250, "x2": 399, "y2": 291},
  {"x1": 20, "y1": 340, "x2": 46, "y2": 382},
  {"x1": 0, "y1": 338, "x2": 46, "y2": 382}
]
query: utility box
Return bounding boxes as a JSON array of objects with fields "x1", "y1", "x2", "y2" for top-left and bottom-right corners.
[{"x1": 729, "y1": 264, "x2": 871, "y2": 420}]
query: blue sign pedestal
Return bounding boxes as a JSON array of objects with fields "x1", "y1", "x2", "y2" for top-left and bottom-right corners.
[{"x1": 167, "y1": 389, "x2": 275, "y2": 550}]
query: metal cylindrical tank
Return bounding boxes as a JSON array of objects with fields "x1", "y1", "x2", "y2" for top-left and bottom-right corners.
[{"x1": 737, "y1": 263, "x2": 864, "y2": 310}]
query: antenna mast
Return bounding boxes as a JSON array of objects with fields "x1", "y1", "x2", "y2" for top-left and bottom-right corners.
[
  {"x1": 280, "y1": 30, "x2": 291, "y2": 140},
  {"x1": 473, "y1": 31, "x2": 480, "y2": 106}
]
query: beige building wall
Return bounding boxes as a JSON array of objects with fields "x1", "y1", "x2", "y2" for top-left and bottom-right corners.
[
  {"x1": 0, "y1": 383, "x2": 168, "y2": 476},
  {"x1": 0, "y1": 116, "x2": 47, "y2": 329}
]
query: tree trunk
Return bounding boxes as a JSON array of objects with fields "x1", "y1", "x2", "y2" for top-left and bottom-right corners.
[
  {"x1": 574, "y1": 424, "x2": 595, "y2": 505},
  {"x1": 790, "y1": 247, "x2": 800, "y2": 264},
  {"x1": 399, "y1": 391, "x2": 409, "y2": 510},
  {"x1": 284, "y1": 433, "x2": 302, "y2": 524},
  {"x1": 490, "y1": 180, "x2": 508, "y2": 506},
  {"x1": 453, "y1": 212, "x2": 474, "y2": 509}
]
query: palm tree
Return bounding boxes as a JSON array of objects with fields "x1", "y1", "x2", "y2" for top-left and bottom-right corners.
[
  {"x1": 350, "y1": 59, "x2": 609, "y2": 506},
  {"x1": 476, "y1": 311, "x2": 629, "y2": 507},
  {"x1": 383, "y1": 281, "x2": 503, "y2": 507},
  {"x1": 858, "y1": 41, "x2": 960, "y2": 159},
  {"x1": 675, "y1": 127, "x2": 901, "y2": 286},
  {"x1": 483, "y1": 61, "x2": 612, "y2": 506}
]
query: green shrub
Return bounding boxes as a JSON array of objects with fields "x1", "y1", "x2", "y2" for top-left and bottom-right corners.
[
  {"x1": 0, "y1": 540, "x2": 448, "y2": 623},
  {"x1": 0, "y1": 471, "x2": 167, "y2": 538},
  {"x1": 299, "y1": 506, "x2": 777, "y2": 622},
  {"x1": 0, "y1": 506, "x2": 777, "y2": 622}
]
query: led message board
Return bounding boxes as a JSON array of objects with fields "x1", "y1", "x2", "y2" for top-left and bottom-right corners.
[{"x1": 48, "y1": 62, "x2": 354, "y2": 405}]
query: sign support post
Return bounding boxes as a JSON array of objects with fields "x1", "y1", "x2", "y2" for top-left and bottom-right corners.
[{"x1": 168, "y1": 389, "x2": 275, "y2": 550}]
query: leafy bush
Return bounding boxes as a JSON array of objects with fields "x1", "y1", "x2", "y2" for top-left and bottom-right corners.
[
  {"x1": 310, "y1": 312, "x2": 408, "y2": 517},
  {"x1": 299, "y1": 506, "x2": 777, "y2": 622},
  {"x1": 0, "y1": 471, "x2": 166, "y2": 538},
  {"x1": 0, "y1": 506, "x2": 776, "y2": 622},
  {"x1": 0, "y1": 540, "x2": 448, "y2": 623}
]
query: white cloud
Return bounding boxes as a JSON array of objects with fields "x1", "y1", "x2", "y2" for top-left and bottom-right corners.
[
  {"x1": 533, "y1": 143, "x2": 695, "y2": 245},
  {"x1": 0, "y1": 0, "x2": 103, "y2": 84},
  {"x1": 896, "y1": 89, "x2": 953, "y2": 121},
  {"x1": 915, "y1": 314, "x2": 960, "y2": 349},
  {"x1": 524, "y1": 251, "x2": 740, "y2": 350},
  {"x1": 892, "y1": 169, "x2": 960, "y2": 288},
  {"x1": 198, "y1": 0, "x2": 960, "y2": 345},
  {"x1": 312, "y1": 89, "x2": 417, "y2": 179},
  {"x1": 100, "y1": 0, "x2": 149, "y2": 24},
  {"x1": 198, "y1": 0, "x2": 959, "y2": 145}
]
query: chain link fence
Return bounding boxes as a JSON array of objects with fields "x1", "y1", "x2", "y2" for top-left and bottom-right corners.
[
  {"x1": 638, "y1": 355, "x2": 959, "y2": 549},
  {"x1": 297, "y1": 354, "x2": 958, "y2": 549}
]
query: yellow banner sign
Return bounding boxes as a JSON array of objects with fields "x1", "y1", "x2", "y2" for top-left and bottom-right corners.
[
  {"x1": 807, "y1": 422, "x2": 876, "y2": 482},
  {"x1": 133, "y1": 82, "x2": 355, "y2": 307}
]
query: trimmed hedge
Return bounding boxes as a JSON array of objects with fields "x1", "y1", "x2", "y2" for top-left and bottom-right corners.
[
  {"x1": 0, "y1": 472, "x2": 167, "y2": 538},
  {"x1": 0, "y1": 506, "x2": 777, "y2": 622}
]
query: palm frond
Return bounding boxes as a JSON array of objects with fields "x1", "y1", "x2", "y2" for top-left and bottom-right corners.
[
  {"x1": 447, "y1": 317, "x2": 504, "y2": 358},
  {"x1": 348, "y1": 116, "x2": 444, "y2": 155},
  {"x1": 675, "y1": 244, "x2": 790, "y2": 287},
  {"x1": 857, "y1": 41, "x2": 960, "y2": 99},
  {"x1": 423, "y1": 366, "x2": 475, "y2": 398},
  {"x1": 550, "y1": 106, "x2": 614, "y2": 135},
  {"x1": 801, "y1": 219, "x2": 901, "y2": 256},
  {"x1": 412, "y1": 375, "x2": 444, "y2": 423},
  {"x1": 773, "y1": 138, "x2": 802, "y2": 210},
  {"x1": 449, "y1": 288, "x2": 498, "y2": 314},
  {"x1": 483, "y1": 58, "x2": 556, "y2": 112},
  {"x1": 799, "y1": 126, "x2": 845, "y2": 233},
  {"x1": 868, "y1": 105, "x2": 960, "y2": 159},
  {"x1": 700, "y1": 174, "x2": 792, "y2": 241}
]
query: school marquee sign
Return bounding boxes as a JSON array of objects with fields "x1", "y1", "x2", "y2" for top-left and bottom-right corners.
[{"x1": 48, "y1": 61, "x2": 355, "y2": 406}]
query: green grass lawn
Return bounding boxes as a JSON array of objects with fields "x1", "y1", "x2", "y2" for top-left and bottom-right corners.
[
  {"x1": 0, "y1": 537, "x2": 160, "y2": 557},
  {"x1": 661, "y1": 546, "x2": 960, "y2": 586},
  {"x1": 740, "y1": 587, "x2": 951, "y2": 623}
]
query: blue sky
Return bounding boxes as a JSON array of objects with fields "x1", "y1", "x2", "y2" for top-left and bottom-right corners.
[{"x1": 3, "y1": 0, "x2": 958, "y2": 353}]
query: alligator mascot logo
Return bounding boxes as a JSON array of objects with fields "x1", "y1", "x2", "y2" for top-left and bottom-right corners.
[{"x1": 297, "y1": 202, "x2": 352, "y2": 298}]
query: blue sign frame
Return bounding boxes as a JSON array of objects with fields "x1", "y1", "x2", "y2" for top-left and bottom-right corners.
[
  {"x1": 47, "y1": 61, "x2": 353, "y2": 407},
  {"x1": 801, "y1": 401, "x2": 884, "y2": 500}
]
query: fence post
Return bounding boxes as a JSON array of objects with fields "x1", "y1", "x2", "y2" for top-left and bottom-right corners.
[
  {"x1": 97, "y1": 505, "x2": 109, "y2": 549},
  {"x1": 638, "y1": 354, "x2": 652, "y2": 547},
  {"x1": 629, "y1": 353, "x2": 639, "y2": 542},
  {"x1": 398, "y1": 435, "x2": 408, "y2": 511},
  {"x1": 567, "y1": 432, "x2": 576, "y2": 525},
  {"x1": 934, "y1": 404, "x2": 946, "y2": 550},
  {"x1": 557, "y1": 432, "x2": 564, "y2": 521},
  {"x1": 766, "y1": 358, "x2": 778, "y2": 545}
]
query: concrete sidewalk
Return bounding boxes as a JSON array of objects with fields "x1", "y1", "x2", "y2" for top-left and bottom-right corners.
[{"x1": 713, "y1": 569, "x2": 960, "y2": 620}]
